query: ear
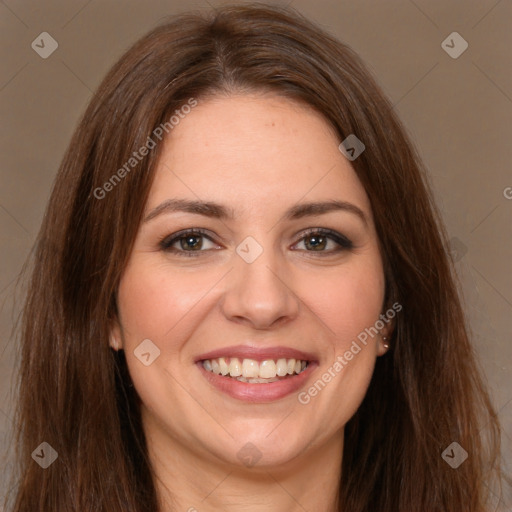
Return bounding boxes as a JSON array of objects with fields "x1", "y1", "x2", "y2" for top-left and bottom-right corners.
[{"x1": 109, "y1": 318, "x2": 124, "y2": 351}]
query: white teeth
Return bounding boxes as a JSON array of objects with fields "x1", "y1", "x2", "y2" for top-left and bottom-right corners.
[
  {"x1": 211, "y1": 359, "x2": 221, "y2": 375},
  {"x1": 218, "y1": 357, "x2": 229, "y2": 375},
  {"x1": 236, "y1": 375, "x2": 281, "y2": 383},
  {"x1": 242, "y1": 358, "x2": 260, "y2": 378},
  {"x1": 276, "y1": 358, "x2": 288, "y2": 377},
  {"x1": 228, "y1": 357, "x2": 242, "y2": 377},
  {"x1": 202, "y1": 357, "x2": 309, "y2": 381},
  {"x1": 259, "y1": 360, "x2": 277, "y2": 378}
]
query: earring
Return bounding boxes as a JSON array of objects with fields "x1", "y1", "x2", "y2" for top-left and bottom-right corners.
[{"x1": 382, "y1": 336, "x2": 389, "y2": 350}]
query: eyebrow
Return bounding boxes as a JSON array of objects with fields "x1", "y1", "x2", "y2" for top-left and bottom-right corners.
[{"x1": 144, "y1": 198, "x2": 368, "y2": 225}]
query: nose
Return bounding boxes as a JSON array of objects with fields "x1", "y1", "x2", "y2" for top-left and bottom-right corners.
[{"x1": 220, "y1": 244, "x2": 300, "y2": 330}]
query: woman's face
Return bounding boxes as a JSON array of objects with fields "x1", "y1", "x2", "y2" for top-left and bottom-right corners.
[{"x1": 112, "y1": 93, "x2": 391, "y2": 469}]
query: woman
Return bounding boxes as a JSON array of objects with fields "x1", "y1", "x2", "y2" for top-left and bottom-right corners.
[{"x1": 8, "y1": 4, "x2": 505, "y2": 511}]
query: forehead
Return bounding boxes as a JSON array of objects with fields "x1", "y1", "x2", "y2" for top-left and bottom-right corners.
[{"x1": 147, "y1": 94, "x2": 372, "y2": 220}]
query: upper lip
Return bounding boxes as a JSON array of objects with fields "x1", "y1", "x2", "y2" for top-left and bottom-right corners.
[{"x1": 195, "y1": 344, "x2": 318, "y2": 363}]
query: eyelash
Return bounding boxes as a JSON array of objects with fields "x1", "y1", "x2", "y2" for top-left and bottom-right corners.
[{"x1": 159, "y1": 228, "x2": 354, "y2": 257}]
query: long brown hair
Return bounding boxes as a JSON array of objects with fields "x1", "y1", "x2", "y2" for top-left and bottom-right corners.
[{"x1": 7, "y1": 4, "x2": 505, "y2": 511}]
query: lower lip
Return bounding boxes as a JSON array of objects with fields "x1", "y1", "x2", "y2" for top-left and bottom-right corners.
[{"x1": 196, "y1": 361, "x2": 318, "y2": 403}]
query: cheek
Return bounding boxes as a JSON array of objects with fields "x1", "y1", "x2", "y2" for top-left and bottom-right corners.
[
  {"x1": 116, "y1": 257, "x2": 217, "y2": 341},
  {"x1": 301, "y1": 256, "x2": 385, "y2": 349},
  {"x1": 292, "y1": 258, "x2": 384, "y2": 434},
  {"x1": 115, "y1": 260, "x2": 201, "y2": 410}
]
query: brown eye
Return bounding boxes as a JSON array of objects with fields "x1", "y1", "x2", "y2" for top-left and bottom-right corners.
[
  {"x1": 293, "y1": 228, "x2": 353, "y2": 254},
  {"x1": 160, "y1": 229, "x2": 220, "y2": 256},
  {"x1": 304, "y1": 233, "x2": 328, "y2": 251},
  {"x1": 178, "y1": 234, "x2": 203, "y2": 251}
]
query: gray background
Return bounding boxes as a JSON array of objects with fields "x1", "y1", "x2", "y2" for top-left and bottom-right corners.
[{"x1": 1, "y1": 0, "x2": 511, "y2": 509}]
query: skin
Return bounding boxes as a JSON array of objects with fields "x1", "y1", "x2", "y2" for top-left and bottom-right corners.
[{"x1": 111, "y1": 93, "x2": 393, "y2": 512}]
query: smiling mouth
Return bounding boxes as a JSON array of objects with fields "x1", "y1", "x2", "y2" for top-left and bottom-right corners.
[{"x1": 201, "y1": 357, "x2": 309, "y2": 384}]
